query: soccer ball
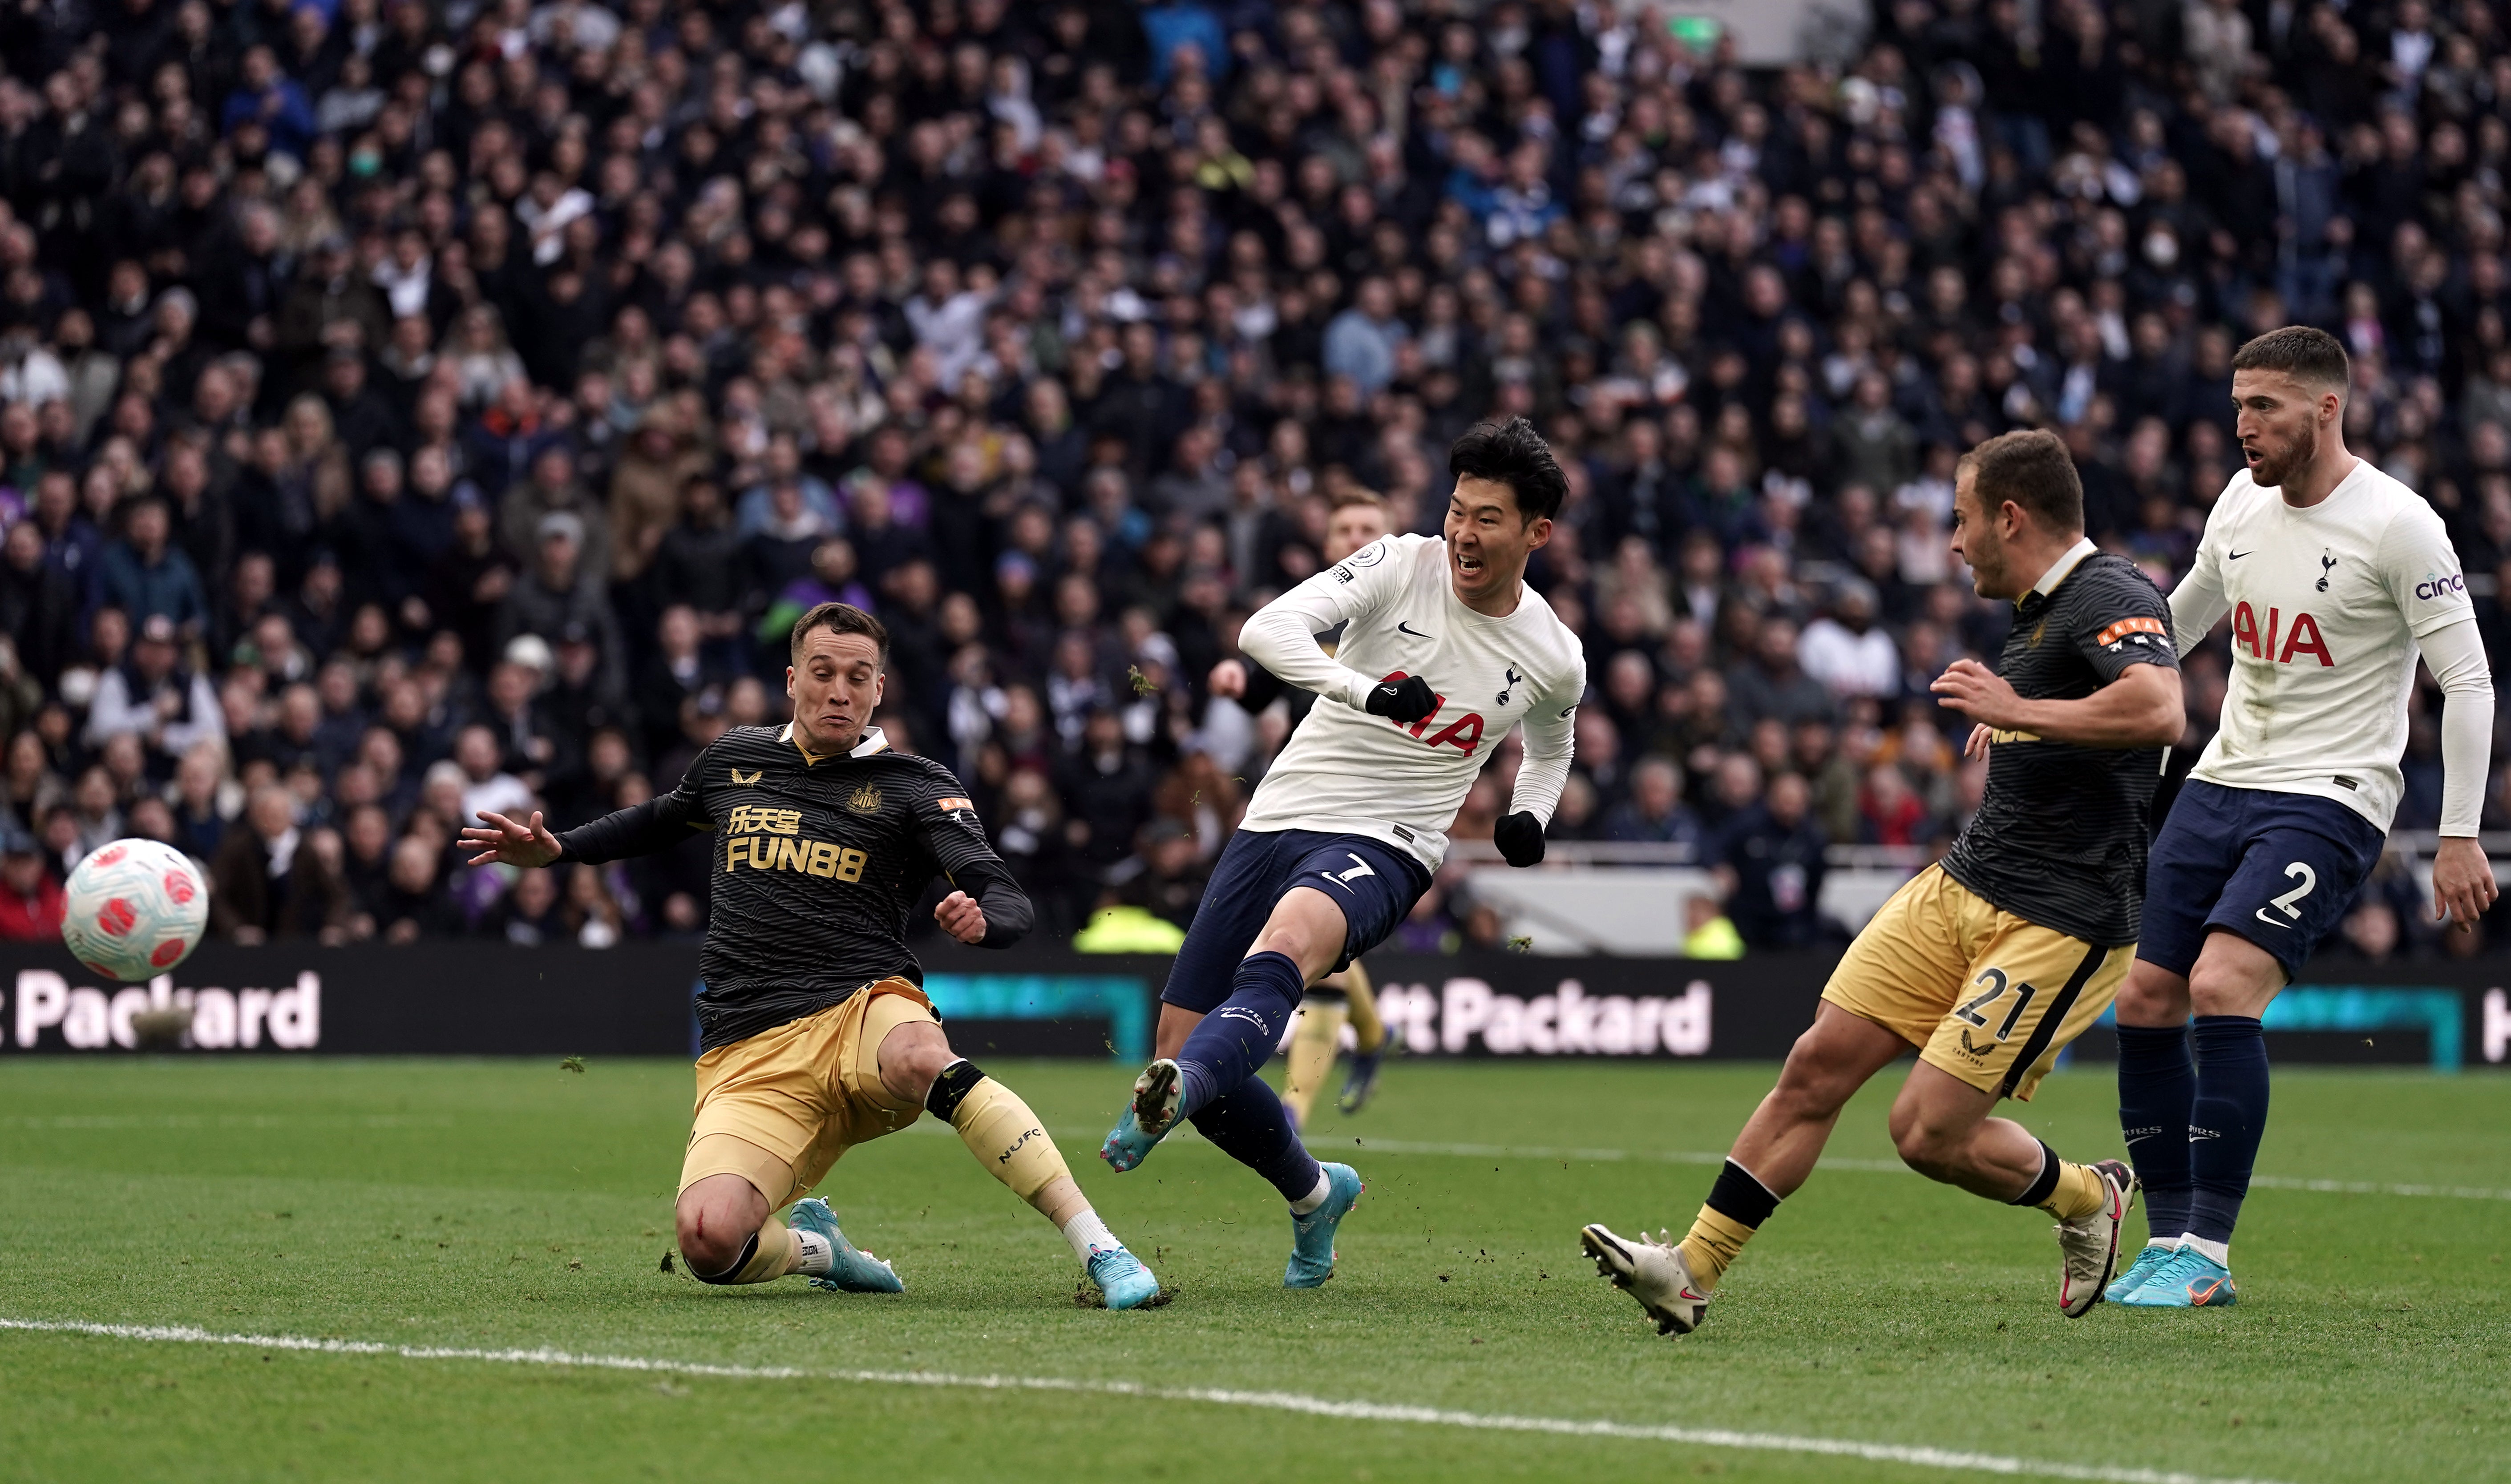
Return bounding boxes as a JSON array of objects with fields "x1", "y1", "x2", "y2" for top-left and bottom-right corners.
[{"x1": 61, "y1": 838, "x2": 210, "y2": 983}]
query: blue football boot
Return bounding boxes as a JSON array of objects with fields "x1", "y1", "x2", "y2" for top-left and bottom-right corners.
[
  {"x1": 1085, "y1": 1246, "x2": 1163, "y2": 1310},
  {"x1": 2115, "y1": 1245, "x2": 2236, "y2": 1307},
  {"x1": 788, "y1": 1197, "x2": 904, "y2": 1294},
  {"x1": 2106, "y1": 1243, "x2": 2181, "y2": 1304},
  {"x1": 1284, "y1": 1162, "x2": 1363, "y2": 1288},
  {"x1": 1100, "y1": 1058, "x2": 1184, "y2": 1173}
]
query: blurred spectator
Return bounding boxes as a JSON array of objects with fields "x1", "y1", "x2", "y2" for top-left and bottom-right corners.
[
  {"x1": 1799, "y1": 582, "x2": 1900, "y2": 699},
  {"x1": 1728, "y1": 619, "x2": 1838, "y2": 730},
  {"x1": 1602, "y1": 756, "x2": 1703, "y2": 850},
  {"x1": 87, "y1": 614, "x2": 222, "y2": 761},
  {"x1": 481, "y1": 864, "x2": 565, "y2": 945},
  {"x1": 209, "y1": 785, "x2": 350, "y2": 943},
  {"x1": 0, "y1": 824, "x2": 64, "y2": 940},
  {"x1": 1721, "y1": 773, "x2": 1831, "y2": 951},
  {"x1": 95, "y1": 499, "x2": 208, "y2": 638},
  {"x1": 1111, "y1": 818, "x2": 1210, "y2": 931}
]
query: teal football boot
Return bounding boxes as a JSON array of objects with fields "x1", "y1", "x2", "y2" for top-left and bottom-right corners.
[
  {"x1": 1085, "y1": 1246, "x2": 1162, "y2": 1309},
  {"x1": 1284, "y1": 1163, "x2": 1363, "y2": 1288},
  {"x1": 1100, "y1": 1058, "x2": 1184, "y2": 1173},
  {"x1": 788, "y1": 1197, "x2": 904, "y2": 1294},
  {"x1": 2106, "y1": 1243, "x2": 2181, "y2": 1304},
  {"x1": 2116, "y1": 1245, "x2": 2236, "y2": 1307}
]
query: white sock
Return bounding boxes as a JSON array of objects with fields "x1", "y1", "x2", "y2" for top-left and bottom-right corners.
[
  {"x1": 2144, "y1": 1237, "x2": 2179, "y2": 1251},
  {"x1": 789, "y1": 1227, "x2": 833, "y2": 1276},
  {"x1": 1060, "y1": 1209, "x2": 1119, "y2": 1265},
  {"x1": 1287, "y1": 1170, "x2": 1331, "y2": 1216},
  {"x1": 2178, "y1": 1233, "x2": 2231, "y2": 1267}
]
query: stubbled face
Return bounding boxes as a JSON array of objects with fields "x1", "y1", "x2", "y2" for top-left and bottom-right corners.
[
  {"x1": 786, "y1": 629, "x2": 883, "y2": 755},
  {"x1": 1947, "y1": 467, "x2": 2017, "y2": 601},
  {"x1": 1442, "y1": 475, "x2": 1550, "y2": 609},
  {"x1": 1322, "y1": 504, "x2": 1387, "y2": 565},
  {"x1": 2232, "y1": 367, "x2": 2337, "y2": 491}
]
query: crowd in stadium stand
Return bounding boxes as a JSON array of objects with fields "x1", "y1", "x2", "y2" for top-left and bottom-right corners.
[{"x1": 0, "y1": 0, "x2": 2503, "y2": 959}]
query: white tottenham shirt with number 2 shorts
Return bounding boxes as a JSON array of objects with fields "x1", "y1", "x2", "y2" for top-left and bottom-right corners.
[
  {"x1": 1234, "y1": 533, "x2": 1587, "y2": 874},
  {"x1": 2169, "y1": 459, "x2": 2490, "y2": 836}
]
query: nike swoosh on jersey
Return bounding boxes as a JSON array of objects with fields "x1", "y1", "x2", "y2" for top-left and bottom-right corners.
[
  {"x1": 1396, "y1": 621, "x2": 1432, "y2": 638},
  {"x1": 2227, "y1": 550, "x2": 2250, "y2": 559},
  {"x1": 2253, "y1": 907, "x2": 2292, "y2": 928}
]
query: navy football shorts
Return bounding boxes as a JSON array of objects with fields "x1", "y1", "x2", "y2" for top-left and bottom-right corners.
[
  {"x1": 2137, "y1": 780, "x2": 2387, "y2": 981},
  {"x1": 1160, "y1": 828, "x2": 1431, "y2": 1014}
]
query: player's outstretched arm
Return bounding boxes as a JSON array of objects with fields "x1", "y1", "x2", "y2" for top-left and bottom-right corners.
[
  {"x1": 467, "y1": 757, "x2": 714, "y2": 868},
  {"x1": 1930, "y1": 657, "x2": 2183, "y2": 750}
]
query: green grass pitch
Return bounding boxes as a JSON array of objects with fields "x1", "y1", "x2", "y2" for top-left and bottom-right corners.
[{"x1": 0, "y1": 1054, "x2": 2504, "y2": 1483}]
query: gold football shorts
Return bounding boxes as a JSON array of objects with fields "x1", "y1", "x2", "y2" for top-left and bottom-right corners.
[
  {"x1": 677, "y1": 979, "x2": 938, "y2": 1206},
  {"x1": 1821, "y1": 866, "x2": 2128, "y2": 1101}
]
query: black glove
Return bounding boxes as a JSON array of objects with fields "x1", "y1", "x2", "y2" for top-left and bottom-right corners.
[
  {"x1": 1364, "y1": 673, "x2": 1438, "y2": 724},
  {"x1": 1493, "y1": 810, "x2": 1546, "y2": 867}
]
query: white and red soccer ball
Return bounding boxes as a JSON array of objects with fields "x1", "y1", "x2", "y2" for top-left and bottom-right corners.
[{"x1": 61, "y1": 838, "x2": 210, "y2": 983}]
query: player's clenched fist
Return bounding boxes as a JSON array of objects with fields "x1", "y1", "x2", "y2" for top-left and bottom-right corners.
[
  {"x1": 934, "y1": 890, "x2": 988, "y2": 944},
  {"x1": 1492, "y1": 810, "x2": 1546, "y2": 867},
  {"x1": 1365, "y1": 673, "x2": 1438, "y2": 723}
]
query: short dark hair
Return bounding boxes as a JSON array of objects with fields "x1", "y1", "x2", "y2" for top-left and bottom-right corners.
[
  {"x1": 789, "y1": 601, "x2": 888, "y2": 663},
  {"x1": 1448, "y1": 417, "x2": 1568, "y2": 523},
  {"x1": 2231, "y1": 325, "x2": 2349, "y2": 391},
  {"x1": 1960, "y1": 429, "x2": 2083, "y2": 535}
]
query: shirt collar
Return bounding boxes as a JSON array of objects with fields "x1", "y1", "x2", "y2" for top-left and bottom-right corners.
[
  {"x1": 778, "y1": 722, "x2": 887, "y2": 764},
  {"x1": 2026, "y1": 536, "x2": 2100, "y2": 600}
]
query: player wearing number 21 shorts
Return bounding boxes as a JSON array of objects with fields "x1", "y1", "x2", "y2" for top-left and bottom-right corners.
[{"x1": 1583, "y1": 428, "x2": 2180, "y2": 1336}]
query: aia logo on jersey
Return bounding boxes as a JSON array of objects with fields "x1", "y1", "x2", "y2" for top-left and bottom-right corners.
[
  {"x1": 1376, "y1": 670, "x2": 1485, "y2": 752},
  {"x1": 2230, "y1": 602, "x2": 2334, "y2": 667}
]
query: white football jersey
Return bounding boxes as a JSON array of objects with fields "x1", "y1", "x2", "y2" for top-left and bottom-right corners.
[
  {"x1": 1236, "y1": 534, "x2": 1586, "y2": 871},
  {"x1": 2172, "y1": 460, "x2": 2476, "y2": 830}
]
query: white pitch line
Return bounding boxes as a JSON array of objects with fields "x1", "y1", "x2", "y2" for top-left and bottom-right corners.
[{"x1": 0, "y1": 1315, "x2": 2289, "y2": 1484}]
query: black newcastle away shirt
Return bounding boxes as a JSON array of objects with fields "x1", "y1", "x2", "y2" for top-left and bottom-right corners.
[
  {"x1": 555, "y1": 724, "x2": 1031, "y2": 1051},
  {"x1": 1939, "y1": 548, "x2": 2178, "y2": 948}
]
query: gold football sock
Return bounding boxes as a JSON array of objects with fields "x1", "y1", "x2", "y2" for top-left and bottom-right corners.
[
  {"x1": 1343, "y1": 964, "x2": 1385, "y2": 1056},
  {"x1": 1679, "y1": 1158, "x2": 1783, "y2": 1292},
  {"x1": 2037, "y1": 1158, "x2": 2109, "y2": 1222},
  {"x1": 1281, "y1": 1002, "x2": 1347, "y2": 1125},
  {"x1": 695, "y1": 1215, "x2": 795, "y2": 1285},
  {"x1": 1677, "y1": 1207, "x2": 1758, "y2": 1292}
]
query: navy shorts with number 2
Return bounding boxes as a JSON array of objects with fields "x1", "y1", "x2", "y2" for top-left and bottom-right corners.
[
  {"x1": 1160, "y1": 828, "x2": 1431, "y2": 1014},
  {"x1": 2137, "y1": 780, "x2": 2387, "y2": 980}
]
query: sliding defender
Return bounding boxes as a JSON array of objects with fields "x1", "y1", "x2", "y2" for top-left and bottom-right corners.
[{"x1": 462, "y1": 603, "x2": 1160, "y2": 1309}]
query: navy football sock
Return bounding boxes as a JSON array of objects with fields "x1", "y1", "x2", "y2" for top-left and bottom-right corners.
[
  {"x1": 1174, "y1": 950, "x2": 1306, "y2": 1120},
  {"x1": 1187, "y1": 1077, "x2": 1324, "y2": 1204},
  {"x1": 2115, "y1": 1022, "x2": 2196, "y2": 1243},
  {"x1": 2187, "y1": 1015, "x2": 2270, "y2": 1246}
]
